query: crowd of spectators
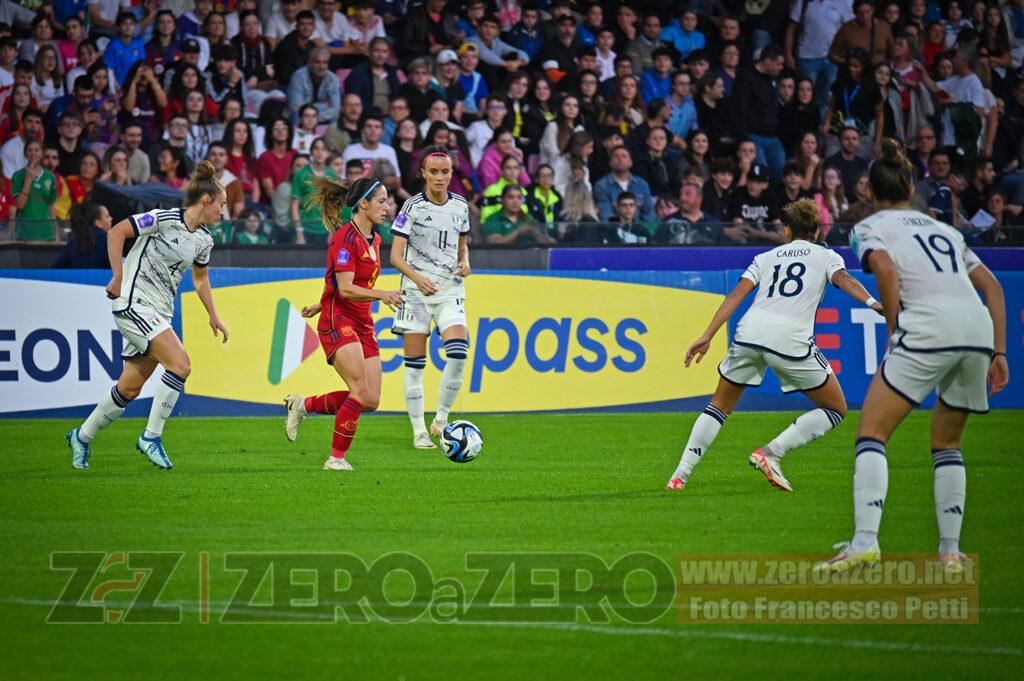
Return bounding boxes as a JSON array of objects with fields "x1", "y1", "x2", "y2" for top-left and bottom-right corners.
[{"x1": 0, "y1": 0, "x2": 1021, "y2": 250}]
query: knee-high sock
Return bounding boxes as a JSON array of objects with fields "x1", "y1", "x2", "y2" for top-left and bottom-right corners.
[
  {"x1": 80, "y1": 385, "x2": 132, "y2": 442},
  {"x1": 852, "y1": 437, "x2": 888, "y2": 550},
  {"x1": 403, "y1": 355, "x2": 427, "y2": 434},
  {"x1": 331, "y1": 397, "x2": 364, "y2": 459},
  {"x1": 932, "y1": 448, "x2": 966, "y2": 555},
  {"x1": 435, "y1": 339, "x2": 468, "y2": 423},
  {"x1": 672, "y1": 404, "x2": 729, "y2": 480},
  {"x1": 764, "y1": 408, "x2": 844, "y2": 459},
  {"x1": 305, "y1": 391, "x2": 349, "y2": 415},
  {"x1": 145, "y1": 371, "x2": 185, "y2": 438}
]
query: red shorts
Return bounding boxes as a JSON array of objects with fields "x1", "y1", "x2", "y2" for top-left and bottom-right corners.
[{"x1": 318, "y1": 320, "x2": 380, "y2": 363}]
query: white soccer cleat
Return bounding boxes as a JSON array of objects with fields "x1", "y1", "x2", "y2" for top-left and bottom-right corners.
[
  {"x1": 413, "y1": 432, "x2": 437, "y2": 449},
  {"x1": 666, "y1": 478, "x2": 685, "y2": 491},
  {"x1": 749, "y1": 448, "x2": 793, "y2": 492},
  {"x1": 940, "y1": 552, "x2": 968, "y2": 575},
  {"x1": 813, "y1": 541, "x2": 881, "y2": 575},
  {"x1": 323, "y1": 456, "x2": 354, "y2": 471},
  {"x1": 284, "y1": 394, "x2": 305, "y2": 442},
  {"x1": 429, "y1": 419, "x2": 447, "y2": 438}
]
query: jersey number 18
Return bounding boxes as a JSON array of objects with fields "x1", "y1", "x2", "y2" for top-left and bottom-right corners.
[{"x1": 767, "y1": 262, "x2": 805, "y2": 298}]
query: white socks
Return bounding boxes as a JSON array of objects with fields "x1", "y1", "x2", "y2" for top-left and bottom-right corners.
[
  {"x1": 852, "y1": 437, "x2": 888, "y2": 551},
  {"x1": 80, "y1": 385, "x2": 131, "y2": 442},
  {"x1": 764, "y1": 408, "x2": 844, "y2": 459},
  {"x1": 933, "y1": 448, "x2": 966, "y2": 555},
  {"x1": 144, "y1": 371, "x2": 185, "y2": 438},
  {"x1": 435, "y1": 339, "x2": 468, "y2": 423},
  {"x1": 673, "y1": 404, "x2": 728, "y2": 480},
  {"x1": 403, "y1": 356, "x2": 427, "y2": 436}
]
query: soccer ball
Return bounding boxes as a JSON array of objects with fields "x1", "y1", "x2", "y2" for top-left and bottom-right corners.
[{"x1": 440, "y1": 420, "x2": 482, "y2": 463}]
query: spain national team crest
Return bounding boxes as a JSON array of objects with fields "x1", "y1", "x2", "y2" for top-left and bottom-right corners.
[{"x1": 341, "y1": 326, "x2": 355, "y2": 337}]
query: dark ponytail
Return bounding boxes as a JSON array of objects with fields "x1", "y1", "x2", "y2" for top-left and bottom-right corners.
[
  {"x1": 69, "y1": 203, "x2": 102, "y2": 253},
  {"x1": 868, "y1": 138, "x2": 914, "y2": 204}
]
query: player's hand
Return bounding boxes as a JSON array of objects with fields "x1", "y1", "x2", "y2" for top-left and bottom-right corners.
[
  {"x1": 988, "y1": 354, "x2": 1009, "y2": 397},
  {"x1": 456, "y1": 260, "x2": 471, "y2": 277},
  {"x1": 685, "y1": 335, "x2": 712, "y2": 367},
  {"x1": 870, "y1": 301, "x2": 884, "y2": 315},
  {"x1": 105, "y1": 276, "x2": 121, "y2": 299},
  {"x1": 416, "y1": 275, "x2": 439, "y2": 296},
  {"x1": 380, "y1": 290, "x2": 405, "y2": 312},
  {"x1": 210, "y1": 316, "x2": 229, "y2": 343},
  {"x1": 301, "y1": 303, "x2": 321, "y2": 318}
]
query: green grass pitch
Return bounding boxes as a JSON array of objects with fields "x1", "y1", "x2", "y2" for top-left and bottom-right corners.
[{"x1": 1, "y1": 411, "x2": 1021, "y2": 679}]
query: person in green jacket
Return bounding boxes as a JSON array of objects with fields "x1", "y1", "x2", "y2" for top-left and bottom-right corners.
[
  {"x1": 8, "y1": 139, "x2": 58, "y2": 242},
  {"x1": 290, "y1": 137, "x2": 337, "y2": 244}
]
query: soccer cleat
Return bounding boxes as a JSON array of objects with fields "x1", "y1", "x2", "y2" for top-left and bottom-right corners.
[
  {"x1": 413, "y1": 432, "x2": 437, "y2": 449},
  {"x1": 136, "y1": 435, "x2": 173, "y2": 469},
  {"x1": 813, "y1": 541, "x2": 881, "y2": 575},
  {"x1": 940, "y1": 552, "x2": 967, "y2": 575},
  {"x1": 749, "y1": 448, "x2": 793, "y2": 492},
  {"x1": 429, "y1": 419, "x2": 447, "y2": 439},
  {"x1": 323, "y1": 456, "x2": 354, "y2": 471},
  {"x1": 666, "y1": 478, "x2": 685, "y2": 491},
  {"x1": 284, "y1": 394, "x2": 306, "y2": 442},
  {"x1": 66, "y1": 428, "x2": 91, "y2": 469}
]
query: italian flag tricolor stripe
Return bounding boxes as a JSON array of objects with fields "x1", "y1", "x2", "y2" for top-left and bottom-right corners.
[{"x1": 267, "y1": 299, "x2": 319, "y2": 385}]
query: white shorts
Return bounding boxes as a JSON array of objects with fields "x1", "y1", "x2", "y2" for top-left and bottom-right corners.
[
  {"x1": 114, "y1": 305, "x2": 173, "y2": 360},
  {"x1": 392, "y1": 296, "x2": 466, "y2": 335},
  {"x1": 719, "y1": 342, "x2": 834, "y2": 394},
  {"x1": 880, "y1": 345, "x2": 990, "y2": 413}
]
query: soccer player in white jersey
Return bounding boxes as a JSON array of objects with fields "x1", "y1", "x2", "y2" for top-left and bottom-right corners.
[
  {"x1": 65, "y1": 161, "x2": 230, "y2": 470},
  {"x1": 389, "y1": 146, "x2": 472, "y2": 448},
  {"x1": 817, "y1": 140, "x2": 1009, "y2": 575},
  {"x1": 667, "y1": 198, "x2": 883, "y2": 492}
]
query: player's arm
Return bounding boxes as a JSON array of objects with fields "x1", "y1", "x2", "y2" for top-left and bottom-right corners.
[
  {"x1": 334, "y1": 271, "x2": 405, "y2": 311},
  {"x1": 864, "y1": 250, "x2": 901, "y2": 338},
  {"x1": 390, "y1": 234, "x2": 439, "y2": 296},
  {"x1": 191, "y1": 264, "x2": 229, "y2": 343},
  {"x1": 830, "y1": 269, "x2": 883, "y2": 314},
  {"x1": 104, "y1": 218, "x2": 137, "y2": 300},
  {"x1": 968, "y1": 263, "x2": 1009, "y2": 396},
  {"x1": 685, "y1": 278, "x2": 757, "y2": 367},
  {"x1": 456, "y1": 234, "x2": 471, "y2": 277}
]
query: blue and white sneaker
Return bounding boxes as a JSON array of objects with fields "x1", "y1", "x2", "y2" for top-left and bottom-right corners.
[
  {"x1": 137, "y1": 434, "x2": 173, "y2": 469},
  {"x1": 66, "y1": 428, "x2": 90, "y2": 469}
]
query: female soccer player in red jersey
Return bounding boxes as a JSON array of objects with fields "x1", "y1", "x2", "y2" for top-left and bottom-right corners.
[{"x1": 283, "y1": 176, "x2": 405, "y2": 470}]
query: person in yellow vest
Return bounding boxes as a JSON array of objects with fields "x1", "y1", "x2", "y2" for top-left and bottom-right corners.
[
  {"x1": 480, "y1": 153, "x2": 528, "y2": 221},
  {"x1": 524, "y1": 163, "x2": 562, "y2": 226}
]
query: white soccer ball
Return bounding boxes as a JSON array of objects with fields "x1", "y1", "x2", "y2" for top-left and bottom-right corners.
[{"x1": 440, "y1": 420, "x2": 482, "y2": 463}]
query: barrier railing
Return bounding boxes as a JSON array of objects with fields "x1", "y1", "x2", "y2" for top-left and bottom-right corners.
[{"x1": 2, "y1": 219, "x2": 1020, "y2": 247}]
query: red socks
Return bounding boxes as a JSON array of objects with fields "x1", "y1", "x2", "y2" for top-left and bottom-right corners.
[
  {"x1": 330, "y1": 397, "x2": 364, "y2": 459},
  {"x1": 305, "y1": 391, "x2": 349, "y2": 415}
]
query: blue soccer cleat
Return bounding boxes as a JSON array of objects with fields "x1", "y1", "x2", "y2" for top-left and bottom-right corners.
[
  {"x1": 66, "y1": 428, "x2": 91, "y2": 469},
  {"x1": 137, "y1": 434, "x2": 173, "y2": 469}
]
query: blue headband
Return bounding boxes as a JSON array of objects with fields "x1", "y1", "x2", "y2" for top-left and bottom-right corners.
[{"x1": 357, "y1": 181, "x2": 381, "y2": 204}]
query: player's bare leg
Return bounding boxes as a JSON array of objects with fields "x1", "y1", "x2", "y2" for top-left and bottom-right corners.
[
  {"x1": 432, "y1": 324, "x2": 469, "y2": 438},
  {"x1": 930, "y1": 399, "x2": 971, "y2": 572},
  {"x1": 816, "y1": 369, "x2": 914, "y2": 573},
  {"x1": 753, "y1": 374, "x2": 848, "y2": 492},
  {"x1": 667, "y1": 378, "x2": 745, "y2": 490},
  {"x1": 401, "y1": 332, "x2": 435, "y2": 448}
]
